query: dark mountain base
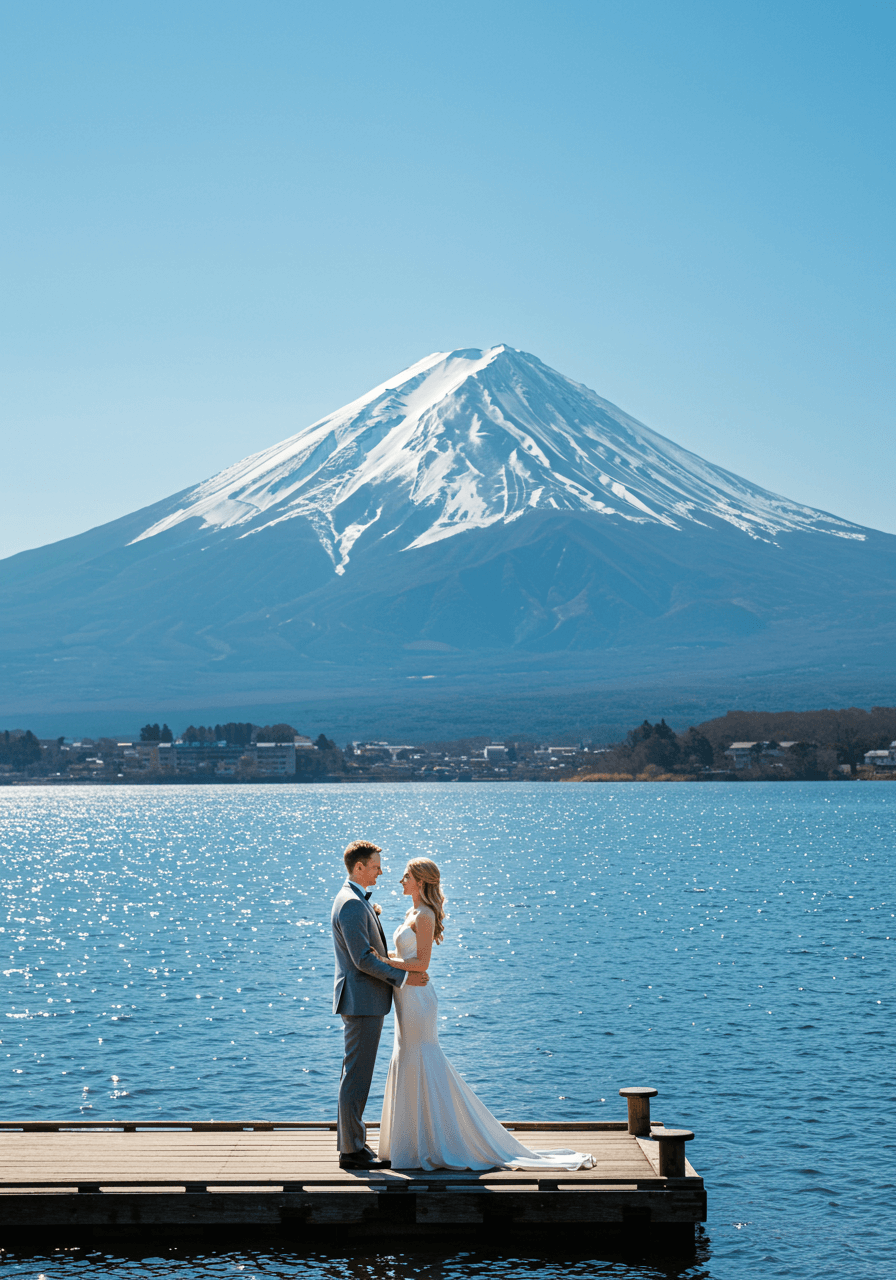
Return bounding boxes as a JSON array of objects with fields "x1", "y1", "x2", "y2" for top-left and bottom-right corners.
[{"x1": 9, "y1": 667, "x2": 895, "y2": 745}]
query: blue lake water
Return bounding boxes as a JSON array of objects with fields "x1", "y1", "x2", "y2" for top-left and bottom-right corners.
[{"x1": 0, "y1": 781, "x2": 892, "y2": 1280}]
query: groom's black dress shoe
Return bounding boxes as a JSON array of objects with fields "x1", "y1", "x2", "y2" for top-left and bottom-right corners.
[{"x1": 339, "y1": 1148, "x2": 391, "y2": 1169}]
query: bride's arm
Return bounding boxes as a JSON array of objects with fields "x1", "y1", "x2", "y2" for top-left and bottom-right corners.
[{"x1": 386, "y1": 912, "x2": 434, "y2": 972}]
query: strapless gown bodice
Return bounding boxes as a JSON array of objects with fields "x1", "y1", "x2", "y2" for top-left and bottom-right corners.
[
  {"x1": 389, "y1": 921, "x2": 440, "y2": 1046},
  {"x1": 393, "y1": 922, "x2": 418, "y2": 960},
  {"x1": 379, "y1": 915, "x2": 593, "y2": 1172}
]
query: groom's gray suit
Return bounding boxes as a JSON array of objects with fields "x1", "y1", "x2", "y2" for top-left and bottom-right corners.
[{"x1": 331, "y1": 880, "x2": 405, "y2": 1154}]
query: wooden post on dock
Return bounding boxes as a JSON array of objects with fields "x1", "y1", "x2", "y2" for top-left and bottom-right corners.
[
  {"x1": 650, "y1": 1128, "x2": 694, "y2": 1178},
  {"x1": 619, "y1": 1087, "x2": 658, "y2": 1136}
]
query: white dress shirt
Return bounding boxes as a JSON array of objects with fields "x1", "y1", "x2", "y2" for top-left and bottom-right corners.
[{"x1": 349, "y1": 880, "x2": 408, "y2": 987}]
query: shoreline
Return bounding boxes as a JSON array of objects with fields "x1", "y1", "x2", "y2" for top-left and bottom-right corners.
[{"x1": 0, "y1": 773, "x2": 889, "y2": 787}]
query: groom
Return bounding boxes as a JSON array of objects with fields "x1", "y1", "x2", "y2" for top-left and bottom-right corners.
[{"x1": 331, "y1": 838, "x2": 429, "y2": 1169}]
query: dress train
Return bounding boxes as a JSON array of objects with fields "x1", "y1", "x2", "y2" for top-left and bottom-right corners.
[{"x1": 379, "y1": 920, "x2": 593, "y2": 1172}]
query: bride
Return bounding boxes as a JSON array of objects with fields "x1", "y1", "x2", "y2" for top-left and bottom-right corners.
[{"x1": 378, "y1": 857, "x2": 593, "y2": 1172}]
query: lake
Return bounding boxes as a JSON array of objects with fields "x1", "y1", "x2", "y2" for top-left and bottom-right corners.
[{"x1": 0, "y1": 781, "x2": 892, "y2": 1280}]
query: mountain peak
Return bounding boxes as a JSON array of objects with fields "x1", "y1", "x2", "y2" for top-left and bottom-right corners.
[{"x1": 130, "y1": 345, "x2": 865, "y2": 575}]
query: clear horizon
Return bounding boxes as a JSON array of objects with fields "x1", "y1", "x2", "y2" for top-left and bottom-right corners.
[{"x1": 2, "y1": 1, "x2": 895, "y2": 559}]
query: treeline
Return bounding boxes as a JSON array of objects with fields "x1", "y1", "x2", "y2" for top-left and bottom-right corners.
[
  {"x1": 590, "y1": 720, "x2": 716, "y2": 778},
  {"x1": 139, "y1": 722, "x2": 256, "y2": 744},
  {"x1": 141, "y1": 722, "x2": 301, "y2": 745},
  {"x1": 139, "y1": 723, "x2": 173, "y2": 742},
  {"x1": 0, "y1": 730, "x2": 42, "y2": 770}
]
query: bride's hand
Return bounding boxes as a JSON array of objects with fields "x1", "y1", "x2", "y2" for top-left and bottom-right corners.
[{"x1": 388, "y1": 951, "x2": 397, "y2": 959}]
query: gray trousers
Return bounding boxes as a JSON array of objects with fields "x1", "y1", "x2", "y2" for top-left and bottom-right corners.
[{"x1": 337, "y1": 1014, "x2": 385, "y2": 1154}]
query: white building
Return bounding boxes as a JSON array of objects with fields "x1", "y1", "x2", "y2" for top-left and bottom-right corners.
[
  {"x1": 863, "y1": 742, "x2": 896, "y2": 770},
  {"x1": 156, "y1": 741, "x2": 296, "y2": 775},
  {"x1": 725, "y1": 741, "x2": 799, "y2": 769}
]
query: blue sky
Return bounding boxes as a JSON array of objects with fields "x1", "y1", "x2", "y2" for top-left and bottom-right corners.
[{"x1": 2, "y1": 0, "x2": 894, "y2": 558}]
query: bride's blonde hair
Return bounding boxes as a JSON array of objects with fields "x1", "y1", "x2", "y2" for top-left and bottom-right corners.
[{"x1": 405, "y1": 857, "x2": 446, "y2": 944}]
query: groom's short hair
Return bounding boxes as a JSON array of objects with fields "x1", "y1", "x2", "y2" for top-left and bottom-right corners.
[{"x1": 344, "y1": 839, "x2": 382, "y2": 874}]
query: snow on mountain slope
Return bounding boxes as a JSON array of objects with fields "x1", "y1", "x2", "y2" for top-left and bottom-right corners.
[{"x1": 131, "y1": 345, "x2": 865, "y2": 575}]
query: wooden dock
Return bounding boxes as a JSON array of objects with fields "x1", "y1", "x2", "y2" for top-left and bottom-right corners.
[{"x1": 0, "y1": 1102, "x2": 705, "y2": 1248}]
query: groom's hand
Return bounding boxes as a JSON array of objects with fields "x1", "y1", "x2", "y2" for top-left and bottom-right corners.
[{"x1": 406, "y1": 972, "x2": 429, "y2": 987}]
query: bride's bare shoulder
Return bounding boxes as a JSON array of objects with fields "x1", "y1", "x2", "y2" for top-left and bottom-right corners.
[{"x1": 408, "y1": 904, "x2": 434, "y2": 933}]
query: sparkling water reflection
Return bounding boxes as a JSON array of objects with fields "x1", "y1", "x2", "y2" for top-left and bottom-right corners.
[{"x1": 0, "y1": 782, "x2": 892, "y2": 1280}]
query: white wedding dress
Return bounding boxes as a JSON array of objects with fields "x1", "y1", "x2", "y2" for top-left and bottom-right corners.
[{"x1": 378, "y1": 912, "x2": 594, "y2": 1171}]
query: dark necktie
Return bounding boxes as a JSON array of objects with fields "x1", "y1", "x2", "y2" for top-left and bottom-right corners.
[{"x1": 364, "y1": 891, "x2": 372, "y2": 900}]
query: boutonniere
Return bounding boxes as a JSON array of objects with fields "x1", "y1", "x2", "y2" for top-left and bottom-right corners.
[{"x1": 373, "y1": 902, "x2": 382, "y2": 915}]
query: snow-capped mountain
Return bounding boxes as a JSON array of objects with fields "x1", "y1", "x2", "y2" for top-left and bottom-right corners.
[
  {"x1": 0, "y1": 346, "x2": 893, "y2": 739},
  {"x1": 130, "y1": 345, "x2": 864, "y2": 575}
]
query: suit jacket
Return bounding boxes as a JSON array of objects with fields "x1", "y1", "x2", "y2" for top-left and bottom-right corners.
[{"x1": 331, "y1": 880, "x2": 405, "y2": 1016}]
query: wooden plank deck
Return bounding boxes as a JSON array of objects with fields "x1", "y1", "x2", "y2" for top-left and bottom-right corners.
[{"x1": 0, "y1": 1120, "x2": 706, "y2": 1242}]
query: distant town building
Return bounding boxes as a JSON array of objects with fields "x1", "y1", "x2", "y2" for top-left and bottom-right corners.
[
  {"x1": 254, "y1": 742, "x2": 296, "y2": 775},
  {"x1": 725, "y1": 741, "x2": 799, "y2": 769},
  {"x1": 111, "y1": 742, "x2": 159, "y2": 770},
  {"x1": 725, "y1": 742, "x2": 757, "y2": 769},
  {"x1": 483, "y1": 744, "x2": 508, "y2": 762},
  {"x1": 863, "y1": 742, "x2": 896, "y2": 771},
  {"x1": 349, "y1": 742, "x2": 414, "y2": 762},
  {"x1": 155, "y1": 740, "x2": 297, "y2": 775}
]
